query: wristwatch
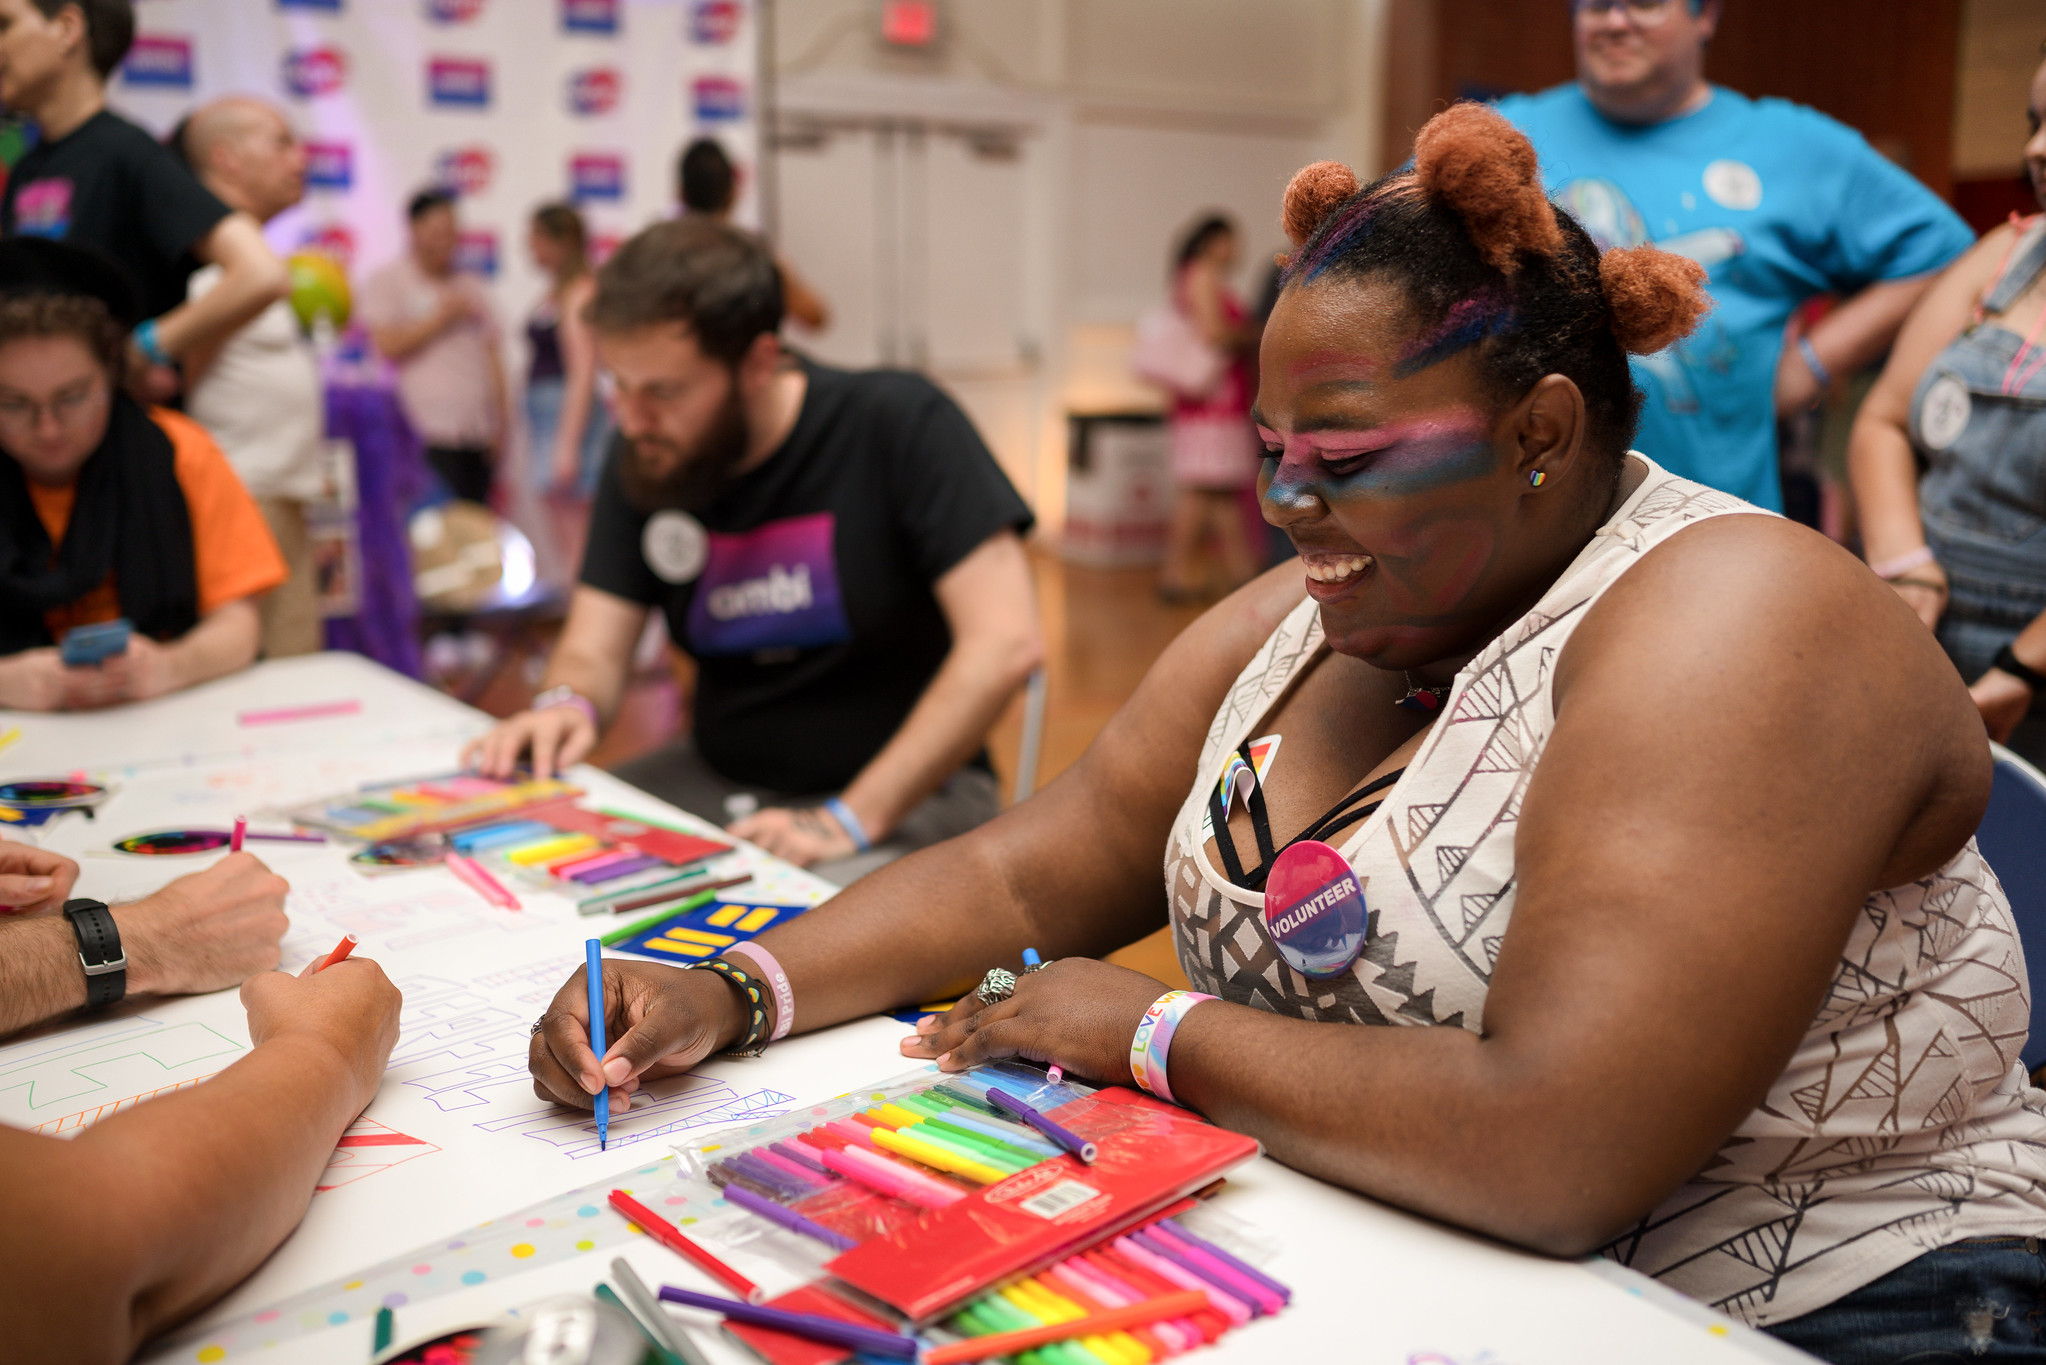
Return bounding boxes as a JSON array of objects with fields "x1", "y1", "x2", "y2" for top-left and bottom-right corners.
[
  {"x1": 63, "y1": 898, "x2": 126, "y2": 1010},
  {"x1": 1994, "y1": 643, "x2": 2046, "y2": 693}
]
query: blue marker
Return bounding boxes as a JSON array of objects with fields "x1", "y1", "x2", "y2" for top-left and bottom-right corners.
[
  {"x1": 585, "y1": 938, "x2": 609, "y2": 1150},
  {"x1": 1021, "y1": 947, "x2": 1041, "y2": 968}
]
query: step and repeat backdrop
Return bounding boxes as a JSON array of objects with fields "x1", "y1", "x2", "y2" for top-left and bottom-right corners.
[{"x1": 110, "y1": 0, "x2": 760, "y2": 324}]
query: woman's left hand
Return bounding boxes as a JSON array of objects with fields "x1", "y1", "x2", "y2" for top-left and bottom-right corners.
[{"x1": 900, "y1": 957, "x2": 1172, "y2": 1082}]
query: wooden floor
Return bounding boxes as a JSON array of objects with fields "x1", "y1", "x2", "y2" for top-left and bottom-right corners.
[{"x1": 466, "y1": 548, "x2": 1204, "y2": 987}]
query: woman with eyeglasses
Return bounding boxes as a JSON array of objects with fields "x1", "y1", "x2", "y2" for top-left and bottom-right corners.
[
  {"x1": 0, "y1": 239, "x2": 284, "y2": 710},
  {"x1": 1850, "y1": 54, "x2": 2046, "y2": 768}
]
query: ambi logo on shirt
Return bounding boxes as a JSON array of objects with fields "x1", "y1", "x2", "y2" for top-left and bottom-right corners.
[
  {"x1": 433, "y1": 146, "x2": 494, "y2": 197},
  {"x1": 121, "y1": 36, "x2": 194, "y2": 89},
  {"x1": 562, "y1": 0, "x2": 618, "y2": 33},
  {"x1": 569, "y1": 153, "x2": 625, "y2": 202},
  {"x1": 691, "y1": 75, "x2": 746, "y2": 122},
  {"x1": 13, "y1": 179, "x2": 72, "y2": 239},
  {"x1": 426, "y1": 0, "x2": 486, "y2": 22},
  {"x1": 568, "y1": 67, "x2": 620, "y2": 115},
  {"x1": 282, "y1": 47, "x2": 347, "y2": 98},
  {"x1": 428, "y1": 57, "x2": 491, "y2": 108},
  {"x1": 685, "y1": 514, "x2": 850, "y2": 656},
  {"x1": 303, "y1": 141, "x2": 353, "y2": 190},
  {"x1": 455, "y1": 230, "x2": 499, "y2": 277}
]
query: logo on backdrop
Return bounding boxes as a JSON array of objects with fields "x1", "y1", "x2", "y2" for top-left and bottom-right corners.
[
  {"x1": 426, "y1": 0, "x2": 486, "y2": 22},
  {"x1": 433, "y1": 146, "x2": 495, "y2": 197},
  {"x1": 303, "y1": 141, "x2": 353, "y2": 191},
  {"x1": 455, "y1": 230, "x2": 499, "y2": 277},
  {"x1": 427, "y1": 57, "x2": 492, "y2": 108},
  {"x1": 282, "y1": 46, "x2": 347, "y2": 98},
  {"x1": 562, "y1": 0, "x2": 619, "y2": 34},
  {"x1": 590, "y1": 231, "x2": 623, "y2": 264},
  {"x1": 120, "y1": 35, "x2": 194, "y2": 89},
  {"x1": 689, "y1": 0, "x2": 742, "y2": 43},
  {"x1": 691, "y1": 75, "x2": 746, "y2": 122},
  {"x1": 300, "y1": 223, "x2": 357, "y2": 270},
  {"x1": 685, "y1": 513, "x2": 850, "y2": 656},
  {"x1": 568, "y1": 153, "x2": 626, "y2": 203},
  {"x1": 12, "y1": 179, "x2": 72, "y2": 239},
  {"x1": 567, "y1": 66, "x2": 621, "y2": 115}
]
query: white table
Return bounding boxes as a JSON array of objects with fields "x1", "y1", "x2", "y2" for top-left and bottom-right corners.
[{"x1": 0, "y1": 655, "x2": 1805, "y2": 1364}]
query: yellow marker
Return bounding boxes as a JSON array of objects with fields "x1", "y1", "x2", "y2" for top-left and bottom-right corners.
[
  {"x1": 706, "y1": 904, "x2": 747, "y2": 927},
  {"x1": 870, "y1": 1127, "x2": 1008, "y2": 1184},
  {"x1": 506, "y1": 833, "x2": 600, "y2": 866},
  {"x1": 1015, "y1": 1282, "x2": 1146, "y2": 1365},
  {"x1": 0, "y1": 807, "x2": 20, "y2": 822},
  {"x1": 736, "y1": 906, "x2": 778, "y2": 932},
  {"x1": 866, "y1": 1103, "x2": 925, "y2": 1131},
  {"x1": 0, "y1": 727, "x2": 20, "y2": 753}
]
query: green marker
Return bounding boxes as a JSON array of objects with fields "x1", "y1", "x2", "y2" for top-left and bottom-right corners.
[
  {"x1": 599, "y1": 889, "x2": 719, "y2": 947},
  {"x1": 902, "y1": 1119, "x2": 1032, "y2": 1172},
  {"x1": 921, "y1": 1115, "x2": 1043, "y2": 1166},
  {"x1": 372, "y1": 1304, "x2": 394, "y2": 1356}
]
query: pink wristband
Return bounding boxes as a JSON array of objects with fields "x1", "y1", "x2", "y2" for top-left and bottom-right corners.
[
  {"x1": 722, "y1": 942, "x2": 793, "y2": 1042},
  {"x1": 1129, "y1": 989, "x2": 1216, "y2": 1104},
  {"x1": 1869, "y1": 545, "x2": 1935, "y2": 580}
]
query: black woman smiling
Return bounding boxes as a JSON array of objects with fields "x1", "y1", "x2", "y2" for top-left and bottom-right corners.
[{"x1": 530, "y1": 104, "x2": 2046, "y2": 1363}]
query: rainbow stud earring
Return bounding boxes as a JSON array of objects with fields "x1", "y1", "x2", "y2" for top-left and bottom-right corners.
[{"x1": 1528, "y1": 469, "x2": 1547, "y2": 488}]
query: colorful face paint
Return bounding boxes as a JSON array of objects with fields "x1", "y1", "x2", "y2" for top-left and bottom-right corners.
[
  {"x1": 1258, "y1": 407, "x2": 1497, "y2": 498},
  {"x1": 1393, "y1": 294, "x2": 1516, "y2": 378}
]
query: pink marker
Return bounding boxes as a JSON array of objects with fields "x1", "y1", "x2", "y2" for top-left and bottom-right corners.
[
  {"x1": 229, "y1": 814, "x2": 247, "y2": 854},
  {"x1": 818, "y1": 1144, "x2": 964, "y2": 1209},
  {"x1": 1111, "y1": 1237, "x2": 1250, "y2": 1325},
  {"x1": 445, "y1": 851, "x2": 521, "y2": 910}
]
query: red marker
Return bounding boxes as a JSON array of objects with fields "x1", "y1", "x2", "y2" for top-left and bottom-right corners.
[
  {"x1": 608, "y1": 1189, "x2": 762, "y2": 1304},
  {"x1": 229, "y1": 814, "x2": 247, "y2": 854},
  {"x1": 311, "y1": 934, "x2": 357, "y2": 973}
]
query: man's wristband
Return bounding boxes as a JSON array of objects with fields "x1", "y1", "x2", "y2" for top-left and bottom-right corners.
[
  {"x1": 132, "y1": 319, "x2": 173, "y2": 369},
  {"x1": 531, "y1": 685, "x2": 598, "y2": 729},
  {"x1": 822, "y1": 797, "x2": 872, "y2": 853},
  {"x1": 1797, "y1": 336, "x2": 1834, "y2": 395},
  {"x1": 1994, "y1": 643, "x2": 2046, "y2": 692},
  {"x1": 63, "y1": 898, "x2": 126, "y2": 1010}
]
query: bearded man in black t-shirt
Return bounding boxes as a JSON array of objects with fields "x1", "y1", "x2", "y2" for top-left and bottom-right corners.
[
  {"x1": 0, "y1": 0, "x2": 287, "y2": 397},
  {"x1": 469, "y1": 219, "x2": 1041, "y2": 885}
]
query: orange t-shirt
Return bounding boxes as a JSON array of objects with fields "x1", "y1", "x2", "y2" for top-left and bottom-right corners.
[{"x1": 30, "y1": 407, "x2": 288, "y2": 641}]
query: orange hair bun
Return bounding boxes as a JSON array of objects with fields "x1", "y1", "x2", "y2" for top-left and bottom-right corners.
[
  {"x1": 1599, "y1": 244, "x2": 1710, "y2": 354},
  {"x1": 1281, "y1": 161, "x2": 1361, "y2": 247},
  {"x1": 1412, "y1": 102, "x2": 1562, "y2": 274}
]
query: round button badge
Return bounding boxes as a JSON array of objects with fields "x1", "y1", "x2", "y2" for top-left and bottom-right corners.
[
  {"x1": 1917, "y1": 374, "x2": 1971, "y2": 453},
  {"x1": 1262, "y1": 839, "x2": 1370, "y2": 978},
  {"x1": 642, "y1": 510, "x2": 708, "y2": 584}
]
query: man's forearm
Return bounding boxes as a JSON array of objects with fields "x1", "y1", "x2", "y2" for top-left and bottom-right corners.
[
  {"x1": 840, "y1": 634, "x2": 1039, "y2": 839},
  {"x1": 1807, "y1": 276, "x2": 1938, "y2": 379},
  {"x1": 0, "y1": 916, "x2": 90, "y2": 1037},
  {"x1": 153, "y1": 217, "x2": 287, "y2": 361},
  {"x1": 166, "y1": 602, "x2": 261, "y2": 693}
]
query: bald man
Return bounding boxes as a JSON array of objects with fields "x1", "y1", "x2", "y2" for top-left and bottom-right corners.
[{"x1": 177, "y1": 98, "x2": 327, "y2": 657}]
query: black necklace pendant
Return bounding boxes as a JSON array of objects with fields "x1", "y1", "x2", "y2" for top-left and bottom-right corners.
[{"x1": 1395, "y1": 674, "x2": 1450, "y2": 714}]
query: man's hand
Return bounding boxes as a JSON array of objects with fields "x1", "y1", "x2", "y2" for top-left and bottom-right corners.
[
  {"x1": 242, "y1": 957, "x2": 402, "y2": 1107},
  {"x1": 118, "y1": 853, "x2": 290, "y2": 996},
  {"x1": 529, "y1": 959, "x2": 744, "y2": 1113},
  {"x1": 1971, "y1": 667, "x2": 2034, "y2": 745},
  {"x1": 0, "y1": 841, "x2": 79, "y2": 916},
  {"x1": 726, "y1": 806, "x2": 858, "y2": 868},
  {"x1": 463, "y1": 704, "x2": 597, "y2": 780},
  {"x1": 0, "y1": 648, "x2": 71, "y2": 711},
  {"x1": 64, "y1": 636, "x2": 177, "y2": 709}
]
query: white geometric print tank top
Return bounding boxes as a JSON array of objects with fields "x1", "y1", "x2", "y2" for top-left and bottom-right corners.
[{"x1": 1164, "y1": 456, "x2": 2046, "y2": 1326}]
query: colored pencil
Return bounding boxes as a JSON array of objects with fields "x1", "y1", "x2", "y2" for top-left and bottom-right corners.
[
  {"x1": 925, "y1": 1291, "x2": 1206, "y2": 1364},
  {"x1": 655, "y1": 1286, "x2": 918, "y2": 1359},
  {"x1": 610, "y1": 1189, "x2": 762, "y2": 1304},
  {"x1": 982, "y1": 1083, "x2": 1099, "y2": 1164},
  {"x1": 313, "y1": 934, "x2": 357, "y2": 973},
  {"x1": 719, "y1": 1181, "x2": 859, "y2": 1252},
  {"x1": 445, "y1": 850, "x2": 520, "y2": 910},
  {"x1": 598, "y1": 890, "x2": 718, "y2": 947},
  {"x1": 229, "y1": 814, "x2": 247, "y2": 853},
  {"x1": 586, "y1": 939, "x2": 609, "y2": 1151},
  {"x1": 610, "y1": 1257, "x2": 710, "y2": 1365}
]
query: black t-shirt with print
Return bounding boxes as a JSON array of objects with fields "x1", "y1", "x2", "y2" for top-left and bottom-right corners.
[
  {"x1": 1, "y1": 110, "x2": 230, "y2": 322},
  {"x1": 579, "y1": 359, "x2": 1034, "y2": 794}
]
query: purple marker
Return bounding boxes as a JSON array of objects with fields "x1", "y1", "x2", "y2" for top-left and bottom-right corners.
[
  {"x1": 657, "y1": 1285, "x2": 917, "y2": 1359},
  {"x1": 770, "y1": 1140, "x2": 835, "y2": 1178},
  {"x1": 1158, "y1": 1219, "x2": 1293, "y2": 1305},
  {"x1": 570, "y1": 853, "x2": 663, "y2": 884},
  {"x1": 721, "y1": 1182, "x2": 859, "y2": 1252},
  {"x1": 1129, "y1": 1227, "x2": 1282, "y2": 1317},
  {"x1": 982, "y1": 1084, "x2": 1098, "y2": 1164},
  {"x1": 726, "y1": 1153, "x2": 811, "y2": 1201}
]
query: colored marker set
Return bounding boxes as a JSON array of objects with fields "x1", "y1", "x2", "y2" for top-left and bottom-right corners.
[
  {"x1": 282, "y1": 772, "x2": 584, "y2": 844},
  {"x1": 649, "y1": 1063, "x2": 1276, "y2": 1362},
  {"x1": 446, "y1": 805, "x2": 733, "y2": 907}
]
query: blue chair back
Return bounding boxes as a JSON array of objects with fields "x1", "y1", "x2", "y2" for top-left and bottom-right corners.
[{"x1": 1976, "y1": 744, "x2": 2046, "y2": 1075}]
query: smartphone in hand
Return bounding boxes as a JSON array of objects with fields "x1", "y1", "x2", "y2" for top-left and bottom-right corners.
[{"x1": 59, "y1": 618, "x2": 132, "y2": 668}]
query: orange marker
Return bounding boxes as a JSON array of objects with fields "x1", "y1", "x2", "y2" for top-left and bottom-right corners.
[
  {"x1": 922, "y1": 1290, "x2": 1211, "y2": 1364},
  {"x1": 311, "y1": 934, "x2": 357, "y2": 973}
]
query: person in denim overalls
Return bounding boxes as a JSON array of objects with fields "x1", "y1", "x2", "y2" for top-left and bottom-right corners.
[{"x1": 1849, "y1": 56, "x2": 2046, "y2": 768}]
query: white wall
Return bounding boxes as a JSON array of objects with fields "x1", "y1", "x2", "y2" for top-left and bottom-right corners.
[{"x1": 767, "y1": 0, "x2": 1388, "y2": 533}]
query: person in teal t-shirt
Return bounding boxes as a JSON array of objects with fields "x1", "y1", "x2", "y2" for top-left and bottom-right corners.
[{"x1": 1493, "y1": 0, "x2": 1972, "y2": 511}]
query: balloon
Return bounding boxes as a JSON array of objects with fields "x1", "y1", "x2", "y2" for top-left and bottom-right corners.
[{"x1": 286, "y1": 249, "x2": 351, "y2": 333}]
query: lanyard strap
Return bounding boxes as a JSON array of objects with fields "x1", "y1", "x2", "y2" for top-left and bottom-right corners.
[{"x1": 1208, "y1": 741, "x2": 1405, "y2": 892}]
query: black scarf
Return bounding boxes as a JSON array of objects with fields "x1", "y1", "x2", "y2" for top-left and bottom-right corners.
[{"x1": 0, "y1": 393, "x2": 197, "y2": 654}]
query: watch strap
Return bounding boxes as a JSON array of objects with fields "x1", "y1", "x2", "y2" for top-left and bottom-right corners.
[
  {"x1": 63, "y1": 898, "x2": 126, "y2": 1010},
  {"x1": 1995, "y1": 643, "x2": 2046, "y2": 692}
]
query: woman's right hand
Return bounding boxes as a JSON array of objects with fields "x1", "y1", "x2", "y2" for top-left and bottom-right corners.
[
  {"x1": 0, "y1": 648, "x2": 71, "y2": 711},
  {"x1": 241, "y1": 958, "x2": 402, "y2": 1107},
  {"x1": 1886, "y1": 558, "x2": 1949, "y2": 631},
  {"x1": 529, "y1": 960, "x2": 745, "y2": 1113},
  {"x1": 463, "y1": 703, "x2": 597, "y2": 780}
]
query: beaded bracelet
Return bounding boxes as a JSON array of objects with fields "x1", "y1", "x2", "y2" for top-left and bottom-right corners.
[
  {"x1": 721, "y1": 941, "x2": 793, "y2": 1042},
  {"x1": 1129, "y1": 989, "x2": 1217, "y2": 1104},
  {"x1": 684, "y1": 958, "x2": 770, "y2": 1056}
]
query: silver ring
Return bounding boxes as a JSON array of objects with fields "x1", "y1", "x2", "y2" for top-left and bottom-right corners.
[
  {"x1": 976, "y1": 967, "x2": 1017, "y2": 1005},
  {"x1": 529, "y1": 1018, "x2": 546, "y2": 1036}
]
